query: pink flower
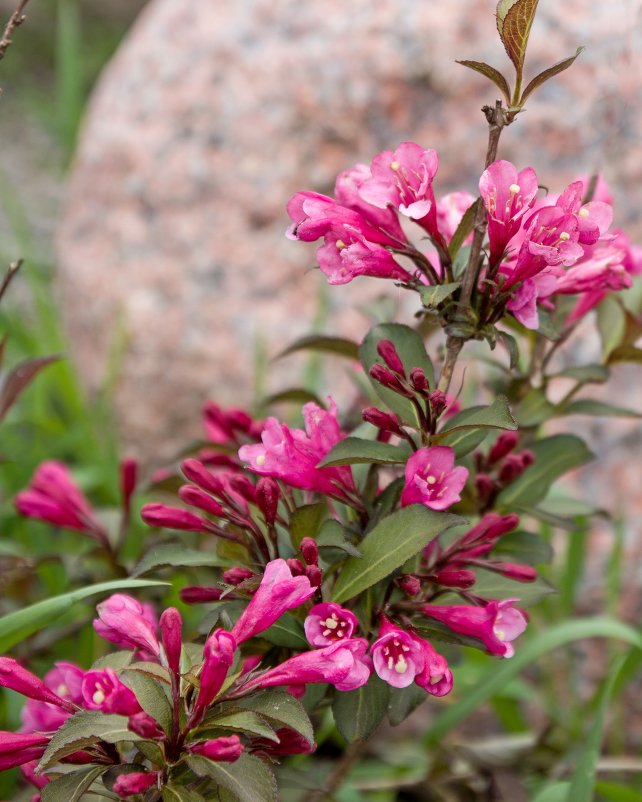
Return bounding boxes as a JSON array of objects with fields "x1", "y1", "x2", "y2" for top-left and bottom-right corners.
[
  {"x1": 253, "y1": 727, "x2": 316, "y2": 756},
  {"x1": 160, "y1": 608, "x2": 182, "y2": 675},
  {"x1": 81, "y1": 669, "x2": 141, "y2": 715},
  {"x1": 413, "y1": 638, "x2": 453, "y2": 697},
  {"x1": 304, "y1": 603, "x2": 359, "y2": 647},
  {"x1": 140, "y1": 502, "x2": 216, "y2": 533},
  {"x1": 334, "y1": 163, "x2": 406, "y2": 240},
  {"x1": 0, "y1": 658, "x2": 75, "y2": 712},
  {"x1": 241, "y1": 639, "x2": 372, "y2": 693},
  {"x1": 239, "y1": 399, "x2": 356, "y2": 498},
  {"x1": 93, "y1": 594, "x2": 160, "y2": 658},
  {"x1": 14, "y1": 461, "x2": 106, "y2": 538},
  {"x1": 315, "y1": 227, "x2": 412, "y2": 285},
  {"x1": 0, "y1": 732, "x2": 49, "y2": 770},
  {"x1": 479, "y1": 160, "x2": 539, "y2": 264},
  {"x1": 231, "y1": 559, "x2": 316, "y2": 645},
  {"x1": 401, "y1": 446, "x2": 468, "y2": 510},
  {"x1": 192, "y1": 630, "x2": 237, "y2": 717},
  {"x1": 422, "y1": 599, "x2": 527, "y2": 658},
  {"x1": 203, "y1": 401, "x2": 261, "y2": 444},
  {"x1": 113, "y1": 771, "x2": 158, "y2": 798},
  {"x1": 436, "y1": 191, "x2": 476, "y2": 241},
  {"x1": 371, "y1": 625, "x2": 425, "y2": 689},
  {"x1": 359, "y1": 143, "x2": 439, "y2": 229},
  {"x1": 190, "y1": 735, "x2": 244, "y2": 762},
  {"x1": 20, "y1": 661, "x2": 84, "y2": 733},
  {"x1": 128, "y1": 712, "x2": 164, "y2": 739},
  {"x1": 555, "y1": 181, "x2": 613, "y2": 245}
]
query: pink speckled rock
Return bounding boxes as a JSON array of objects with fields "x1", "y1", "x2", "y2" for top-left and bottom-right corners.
[{"x1": 56, "y1": 0, "x2": 642, "y2": 462}]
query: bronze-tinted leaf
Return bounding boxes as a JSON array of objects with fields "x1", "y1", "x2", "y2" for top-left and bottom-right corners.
[
  {"x1": 497, "y1": 0, "x2": 540, "y2": 74},
  {"x1": 0, "y1": 354, "x2": 59, "y2": 421},
  {"x1": 456, "y1": 61, "x2": 511, "y2": 105},
  {"x1": 520, "y1": 48, "x2": 585, "y2": 104}
]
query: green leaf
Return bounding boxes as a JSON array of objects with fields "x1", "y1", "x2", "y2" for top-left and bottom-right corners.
[
  {"x1": 419, "y1": 282, "x2": 461, "y2": 309},
  {"x1": 520, "y1": 47, "x2": 584, "y2": 104},
  {"x1": 332, "y1": 506, "x2": 462, "y2": 604},
  {"x1": 434, "y1": 426, "x2": 489, "y2": 459},
  {"x1": 289, "y1": 502, "x2": 327, "y2": 549},
  {"x1": 456, "y1": 61, "x2": 511, "y2": 104},
  {"x1": 360, "y1": 324, "x2": 434, "y2": 423},
  {"x1": 598, "y1": 296, "x2": 626, "y2": 357},
  {"x1": 498, "y1": 330, "x2": 520, "y2": 369},
  {"x1": 0, "y1": 354, "x2": 60, "y2": 421},
  {"x1": 132, "y1": 545, "x2": 226, "y2": 577},
  {"x1": 553, "y1": 364, "x2": 609, "y2": 384},
  {"x1": 187, "y1": 753, "x2": 278, "y2": 802},
  {"x1": 566, "y1": 656, "x2": 628, "y2": 802},
  {"x1": 491, "y1": 530, "x2": 553, "y2": 565},
  {"x1": 199, "y1": 710, "x2": 279, "y2": 742},
  {"x1": 496, "y1": 434, "x2": 593, "y2": 508},
  {"x1": 260, "y1": 613, "x2": 309, "y2": 650},
  {"x1": 595, "y1": 782, "x2": 642, "y2": 802},
  {"x1": 121, "y1": 670, "x2": 173, "y2": 735},
  {"x1": 332, "y1": 675, "x2": 390, "y2": 742},
  {"x1": 318, "y1": 436, "x2": 411, "y2": 467},
  {"x1": 38, "y1": 712, "x2": 142, "y2": 771},
  {"x1": 424, "y1": 616, "x2": 642, "y2": 746},
  {"x1": 261, "y1": 387, "x2": 324, "y2": 408},
  {"x1": 316, "y1": 519, "x2": 362, "y2": 558},
  {"x1": 496, "y1": 0, "x2": 540, "y2": 75},
  {"x1": 235, "y1": 691, "x2": 314, "y2": 746},
  {"x1": 469, "y1": 569, "x2": 556, "y2": 606},
  {"x1": 435, "y1": 396, "x2": 517, "y2": 439},
  {"x1": 452, "y1": 244, "x2": 472, "y2": 280},
  {"x1": 41, "y1": 766, "x2": 107, "y2": 802},
  {"x1": 514, "y1": 386, "x2": 555, "y2": 427},
  {"x1": 559, "y1": 399, "x2": 642, "y2": 418},
  {"x1": 0, "y1": 579, "x2": 168, "y2": 653},
  {"x1": 277, "y1": 335, "x2": 359, "y2": 361},
  {"x1": 607, "y1": 344, "x2": 642, "y2": 365},
  {"x1": 163, "y1": 785, "x2": 208, "y2": 802},
  {"x1": 531, "y1": 783, "x2": 571, "y2": 802},
  {"x1": 388, "y1": 684, "x2": 428, "y2": 726},
  {"x1": 537, "y1": 310, "x2": 561, "y2": 340}
]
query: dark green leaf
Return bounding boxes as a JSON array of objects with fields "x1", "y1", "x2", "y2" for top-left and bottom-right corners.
[
  {"x1": 277, "y1": 335, "x2": 359, "y2": 361},
  {"x1": 520, "y1": 48, "x2": 585, "y2": 104},
  {"x1": 559, "y1": 399, "x2": 642, "y2": 418},
  {"x1": 199, "y1": 710, "x2": 279, "y2": 742},
  {"x1": 435, "y1": 426, "x2": 489, "y2": 458},
  {"x1": 388, "y1": 684, "x2": 428, "y2": 726},
  {"x1": 598, "y1": 297, "x2": 626, "y2": 357},
  {"x1": 452, "y1": 244, "x2": 472, "y2": 280},
  {"x1": 498, "y1": 330, "x2": 520, "y2": 369},
  {"x1": 496, "y1": 0, "x2": 540, "y2": 74},
  {"x1": 332, "y1": 506, "x2": 463, "y2": 604},
  {"x1": 448, "y1": 203, "x2": 477, "y2": 259},
  {"x1": 0, "y1": 579, "x2": 168, "y2": 653},
  {"x1": 187, "y1": 753, "x2": 278, "y2": 802},
  {"x1": 537, "y1": 310, "x2": 561, "y2": 341},
  {"x1": 471, "y1": 569, "x2": 556, "y2": 606},
  {"x1": 121, "y1": 670, "x2": 173, "y2": 735},
  {"x1": 316, "y1": 519, "x2": 362, "y2": 558},
  {"x1": 132, "y1": 546, "x2": 226, "y2": 577},
  {"x1": 553, "y1": 364, "x2": 609, "y2": 384},
  {"x1": 38, "y1": 712, "x2": 142, "y2": 771},
  {"x1": 436, "y1": 396, "x2": 517, "y2": 438},
  {"x1": 419, "y1": 282, "x2": 461, "y2": 309},
  {"x1": 260, "y1": 614, "x2": 309, "y2": 650},
  {"x1": 496, "y1": 434, "x2": 593, "y2": 508},
  {"x1": 289, "y1": 502, "x2": 327, "y2": 549},
  {"x1": 261, "y1": 388, "x2": 324, "y2": 408},
  {"x1": 235, "y1": 691, "x2": 314, "y2": 746},
  {"x1": 332, "y1": 675, "x2": 390, "y2": 742},
  {"x1": 456, "y1": 61, "x2": 511, "y2": 104},
  {"x1": 514, "y1": 386, "x2": 555, "y2": 427},
  {"x1": 319, "y1": 436, "x2": 411, "y2": 467},
  {"x1": 41, "y1": 766, "x2": 107, "y2": 802},
  {"x1": 163, "y1": 785, "x2": 208, "y2": 802},
  {"x1": 360, "y1": 324, "x2": 434, "y2": 423},
  {"x1": 491, "y1": 531, "x2": 553, "y2": 565}
]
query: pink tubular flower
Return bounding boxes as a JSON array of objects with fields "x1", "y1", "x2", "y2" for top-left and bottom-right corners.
[
  {"x1": 304, "y1": 603, "x2": 359, "y2": 647},
  {"x1": 436, "y1": 190, "x2": 476, "y2": 241},
  {"x1": 241, "y1": 638, "x2": 372, "y2": 693},
  {"x1": 479, "y1": 160, "x2": 539, "y2": 264},
  {"x1": 179, "y1": 585, "x2": 223, "y2": 604},
  {"x1": 360, "y1": 142, "x2": 439, "y2": 228},
  {"x1": 401, "y1": 446, "x2": 468, "y2": 510},
  {"x1": 371, "y1": 625, "x2": 425, "y2": 689},
  {"x1": 20, "y1": 661, "x2": 84, "y2": 733},
  {"x1": 190, "y1": 735, "x2": 244, "y2": 762},
  {"x1": 555, "y1": 180, "x2": 613, "y2": 245},
  {"x1": 231, "y1": 559, "x2": 316, "y2": 645},
  {"x1": 81, "y1": 669, "x2": 141, "y2": 716},
  {"x1": 140, "y1": 502, "x2": 215, "y2": 533},
  {"x1": 253, "y1": 727, "x2": 316, "y2": 756},
  {"x1": 315, "y1": 226, "x2": 412, "y2": 285},
  {"x1": 93, "y1": 594, "x2": 160, "y2": 658},
  {"x1": 239, "y1": 399, "x2": 355, "y2": 498},
  {"x1": 0, "y1": 658, "x2": 75, "y2": 712},
  {"x1": 160, "y1": 608, "x2": 183, "y2": 675},
  {"x1": 193, "y1": 630, "x2": 237, "y2": 717},
  {"x1": 422, "y1": 599, "x2": 527, "y2": 658},
  {"x1": 14, "y1": 461, "x2": 105, "y2": 538},
  {"x1": 413, "y1": 638, "x2": 453, "y2": 697},
  {"x1": 128, "y1": 712, "x2": 164, "y2": 739},
  {"x1": 0, "y1": 732, "x2": 49, "y2": 770},
  {"x1": 113, "y1": 771, "x2": 159, "y2": 798},
  {"x1": 334, "y1": 162, "x2": 406, "y2": 240}
]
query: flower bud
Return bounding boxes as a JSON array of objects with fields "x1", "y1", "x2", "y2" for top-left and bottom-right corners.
[
  {"x1": 256, "y1": 477, "x2": 280, "y2": 524},
  {"x1": 140, "y1": 503, "x2": 212, "y2": 533},
  {"x1": 432, "y1": 569, "x2": 477, "y2": 589},
  {"x1": 0, "y1": 733, "x2": 49, "y2": 771},
  {"x1": 160, "y1": 608, "x2": 183, "y2": 675},
  {"x1": 488, "y1": 431, "x2": 519, "y2": 465},
  {"x1": 376, "y1": 340, "x2": 406, "y2": 375},
  {"x1": 119, "y1": 457, "x2": 138, "y2": 513},
  {"x1": 113, "y1": 771, "x2": 158, "y2": 798},
  {"x1": 224, "y1": 567, "x2": 255, "y2": 586},
  {"x1": 179, "y1": 585, "x2": 223, "y2": 604},
  {"x1": 305, "y1": 565, "x2": 323, "y2": 587},
  {"x1": 190, "y1": 735, "x2": 244, "y2": 763},
  {"x1": 128, "y1": 712, "x2": 164, "y2": 739},
  {"x1": 428, "y1": 389, "x2": 448, "y2": 416},
  {"x1": 369, "y1": 364, "x2": 413, "y2": 396},
  {"x1": 181, "y1": 458, "x2": 225, "y2": 496},
  {"x1": 409, "y1": 367, "x2": 430, "y2": 393},
  {"x1": 0, "y1": 658, "x2": 74, "y2": 711},
  {"x1": 300, "y1": 537, "x2": 319, "y2": 566},
  {"x1": 361, "y1": 406, "x2": 402, "y2": 434},
  {"x1": 519, "y1": 449, "x2": 535, "y2": 468},
  {"x1": 178, "y1": 485, "x2": 225, "y2": 517},
  {"x1": 398, "y1": 575, "x2": 422, "y2": 596},
  {"x1": 475, "y1": 473, "x2": 496, "y2": 504},
  {"x1": 194, "y1": 630, "x2": 236, "y2": 714},
  {"x1": 286, "y1": 558, "x2": 305, "y2": 576},
  {"x1": 491, "y1": 562, "x2": 537, "y2": 582},
  {"x1": 227, "y1": 475, "x2": 257, "y2": 504},
  {"x1": 498, "y1": 454, "x2": 527, "y2": 484}
]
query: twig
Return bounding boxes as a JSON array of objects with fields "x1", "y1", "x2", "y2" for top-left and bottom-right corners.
[
  {"x1": 0, "y1": 258, "x2": 23, "y2": 303},
  {"x1": 0, "y1": 0, "x2": 30, "y2": 62},
  {"x1": 308, "y1": 740, "x2": 369, "y2": 802}
]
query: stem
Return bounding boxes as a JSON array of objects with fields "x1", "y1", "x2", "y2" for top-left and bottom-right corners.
[
  {"x1": 0, "y1": 259, "x2": 22, "y2": 303},
  {"x1": 0, "y1": 0, "x2": 30, "y2": 63},
  {"x1": 308, "y1": 740, "x2": 369, "y2": 802}
]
